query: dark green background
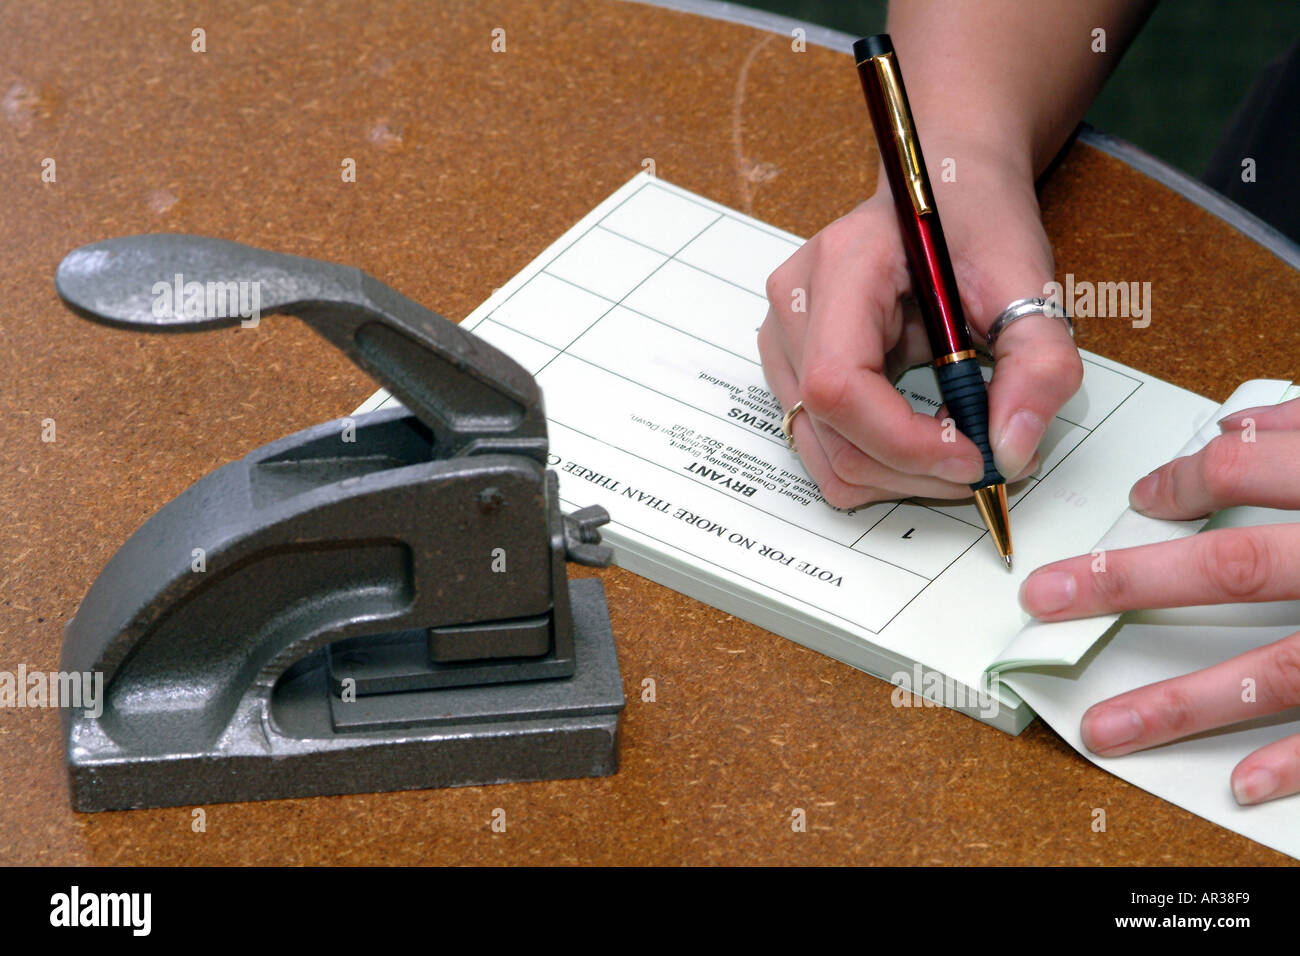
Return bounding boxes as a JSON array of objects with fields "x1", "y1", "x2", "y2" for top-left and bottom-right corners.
[{"x1": 738, "y1": 0, "x2": 1300, "y2": 179}]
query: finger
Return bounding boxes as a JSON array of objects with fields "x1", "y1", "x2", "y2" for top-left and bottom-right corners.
[
  {"x1": 758, "y1": 305, "x2": 799, "y2": 406},
  {"x1": 798, "y1": 357, "x2": 985, "y2": 483},
  {"x1": 1080, "y1": 631, "x2": 1300, "y2": 757},
  {"x1": 761, "y1": 328, "x2": 895, "y2": 508},
  {"x1": 780, "y1": 337, "x2": 1030, "y2": 502},
  {"x1": 1009, "y1": 453, "x2": 1040, "y2": 483},
  {"x1": 795, "y1": 413, "x2": 905, "y2": 509},
  {"x1": 1232, "y1": 732, "x2": 1300, "y2": 805},
  {"x1": 1218, "y1": 395, "x2": 1300, "y2": 433},
  {"x1": 806, "y1": 416, "x2": 977, "y2": 500},
  {"x1": 769, "y1": 345, "x2": 971, "y2": 505},
  {"x1": 761, "y1": 244, "x2": 818, "y2": 376},
  {"x1": 1129, "y1": 432, "x2": 1300, "y2": 518},
  {"x1": 983, "y1": 313, "x2": 1083, "y2": 481},
  {"x1": 799, "y1": 384, "x2": 1044, "y2": 501},
  {"x1": 767, "y1": 216, "x2": 894, "y2": 375},
  {"x1": 809, "y1": 429, "x2": 1039, "y2": 506},
  {"x1": 932, "y1": 403, "x2": 1041, "y2": 482},
  {"x1": 1019, "y1": 525, "x2": 1300, "y2": 620},
  {"x1": 882, "y1": 302, "x2": 934, "y2": 383},
  {"x1": 795, "y1": 243, "x2": 984, "y2": 483}
]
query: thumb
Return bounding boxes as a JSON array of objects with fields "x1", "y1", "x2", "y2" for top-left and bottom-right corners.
[
  {"x1": 1218, "y1": 396, "x2": 1300, "y2": 433},
  {"x1": 983, "y1": 308, "x2": 1083, "y2": 480}
]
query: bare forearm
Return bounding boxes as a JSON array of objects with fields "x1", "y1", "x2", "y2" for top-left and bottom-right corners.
[{"x1": 886, "y1": 0, "x2": 1157, "y2": 178}]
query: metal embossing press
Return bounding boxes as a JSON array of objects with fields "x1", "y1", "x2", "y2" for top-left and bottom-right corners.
[{"x1": 55, "y1": 235, "x2": 624, "y2": 811}]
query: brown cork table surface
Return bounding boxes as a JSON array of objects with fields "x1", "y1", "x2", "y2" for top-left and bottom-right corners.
[{"x1": 2, "y1": 0, "x2": 1298, "y2": 866}]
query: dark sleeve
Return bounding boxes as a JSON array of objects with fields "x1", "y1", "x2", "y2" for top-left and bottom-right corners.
[{"x1": 1202, "y1": 37, "x2": 1300, "y2": 244}]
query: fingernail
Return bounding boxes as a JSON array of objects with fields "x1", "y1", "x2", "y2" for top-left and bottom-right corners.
[
  {"x1": 1233, "y1": 768, "x2": 1279, "y2": 805},
  {"x1": 1019, "y1": 570, "x2": 1076, "y2": 616},
  {"x1": 1011, "y1": 453, "x2": 1041, "y2": 482},
  {"x1": 1081, "y1": 706, "x2": 1142, "y2": 753},
  {"x1": 1130, "y1": 471, "x2": 1158, "y2": 513},
  {"x1": 993, "y1": 410, "x2": 1046, "y2": 479},
  {"x1": 932, "y1": 456, "x2": 983, "y2": 484}
]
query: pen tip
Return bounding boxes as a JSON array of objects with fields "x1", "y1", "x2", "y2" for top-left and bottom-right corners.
[{"x1": 1003, "y1": 554, "x2": 1013, "y2": 571}]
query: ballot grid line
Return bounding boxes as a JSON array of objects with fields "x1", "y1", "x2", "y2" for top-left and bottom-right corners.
[
  {"x1": 530, "y1": 215, "x2": 726, "y2": 381},
  {"x1": 537, "y1": 267, "x2": 766, "y2": 367},
  {"x1": 594, "y1": 222, "x2": 786, "y2": 303},
  {"x1": 458, "y1": 180, "x2": 670, "y2": 349},
  {"x1": 462, "y1": 178, "x2": 1145, "y2": 602}
]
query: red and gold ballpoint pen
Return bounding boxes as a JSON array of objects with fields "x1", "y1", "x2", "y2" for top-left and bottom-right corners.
[{"x1": 854, "y1": 33, "x2": 1014, "y2": 569}]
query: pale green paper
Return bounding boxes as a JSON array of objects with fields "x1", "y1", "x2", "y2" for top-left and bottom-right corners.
[{"x1": 989, "y1": 379, "x2": 1296, "y2": 674}]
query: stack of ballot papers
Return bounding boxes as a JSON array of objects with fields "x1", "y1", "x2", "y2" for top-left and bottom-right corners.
[{"x1": 358, "y1": 172, "x2": 1300, "y2": 859}]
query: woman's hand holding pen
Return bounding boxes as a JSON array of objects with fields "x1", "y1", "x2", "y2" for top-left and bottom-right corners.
[
  {"x1": 759, "y1": 149, "x2": 1082, "y2": 508},
  {"x1": 760, "y1": 0, "x2": 1158, "y2": 513},
  {"x1": 1020, "y1": 397, "x2": 1300, "y2": 805}
]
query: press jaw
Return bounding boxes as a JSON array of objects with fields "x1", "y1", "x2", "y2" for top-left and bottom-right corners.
[{"x1": 55, "y1": 234, "x2": 624, "y2": 811}]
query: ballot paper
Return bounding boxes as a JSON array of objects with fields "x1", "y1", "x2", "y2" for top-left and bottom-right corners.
[{"x1": 358, "y1": 173, "x2": 1298, "y2": 854}]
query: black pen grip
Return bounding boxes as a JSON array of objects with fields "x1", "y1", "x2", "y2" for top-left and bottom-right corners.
[{"x1": 935, "y1": 358, "x2": 1004, "y2": 490}]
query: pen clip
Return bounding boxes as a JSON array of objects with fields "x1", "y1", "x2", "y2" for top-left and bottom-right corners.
[{"x1": 871, "y1": 53, "x2": 933, "y2": 217}]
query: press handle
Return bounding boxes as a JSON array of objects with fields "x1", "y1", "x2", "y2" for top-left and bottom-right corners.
[{"x1": 55, "y1": 234, "x2": 547, "y2": 460}]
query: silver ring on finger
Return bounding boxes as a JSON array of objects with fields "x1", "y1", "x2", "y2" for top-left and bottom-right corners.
[{"x1": 985, "y1": 296, "x2": 1074, "y2": 357}]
